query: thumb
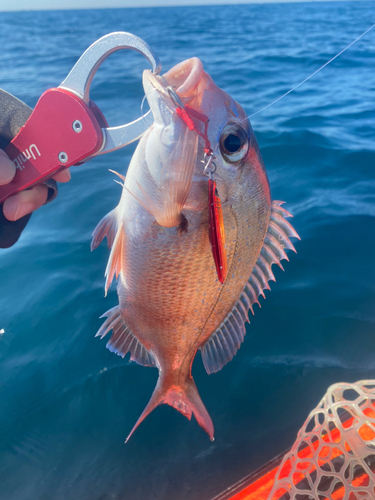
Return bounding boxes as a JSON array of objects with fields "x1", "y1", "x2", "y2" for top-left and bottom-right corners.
[{"x1": 0, "y1": 149, "x2": 16, "y2": 185}]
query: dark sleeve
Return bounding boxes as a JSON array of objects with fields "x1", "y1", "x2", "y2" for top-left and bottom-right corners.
[
  {"x1": 0, "y1": 208, "x2": 32, "y2": 248},
  {"x1": 0, "y1": 88, "x2": 58, "y2": 248},
  {"x1": 0, "y1": 180, "x2": 57, "y2": 249}
]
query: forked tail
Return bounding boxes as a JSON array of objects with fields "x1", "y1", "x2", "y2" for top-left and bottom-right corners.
[{"x1": 125, "y1": 371, "x2": 214, "y2": 442}]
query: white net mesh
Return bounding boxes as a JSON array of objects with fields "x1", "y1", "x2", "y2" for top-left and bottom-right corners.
[{"x1": 267, "y1": 380, "x2": 375, "y2": 500}]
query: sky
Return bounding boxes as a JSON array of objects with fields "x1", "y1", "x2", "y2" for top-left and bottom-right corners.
[{"x1": 0, "y1": 0, "x2": 368, "y2": 11}]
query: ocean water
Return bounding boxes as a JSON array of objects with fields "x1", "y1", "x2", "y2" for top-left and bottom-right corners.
[{"x1": 0, "y1": 2, "x2": 375, "y2": 499}]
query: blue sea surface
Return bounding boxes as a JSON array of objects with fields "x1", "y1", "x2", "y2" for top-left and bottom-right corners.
[{"x1": 1, "y1": 2, "x2": 375, "y2": 499}]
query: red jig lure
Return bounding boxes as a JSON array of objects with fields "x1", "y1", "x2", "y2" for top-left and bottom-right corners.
[
  {"x1": 169, "y1": 86, "x2": 227, "y2": 284},
  {"x1": 208, "y1": 178, "x2": 227, "y2": 284}
]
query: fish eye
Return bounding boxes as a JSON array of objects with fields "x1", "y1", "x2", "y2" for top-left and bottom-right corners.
[
  {"x1": 224, "y1": 134, "x2": 241, "y2": 153},
  {"x1": 219, "y1": 124, "x2": 249, "y2": 164}
]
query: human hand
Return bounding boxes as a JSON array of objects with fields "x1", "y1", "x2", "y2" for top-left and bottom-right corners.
[{"x1": 0, "y1": 149, "x2": 71, "y2": 221}]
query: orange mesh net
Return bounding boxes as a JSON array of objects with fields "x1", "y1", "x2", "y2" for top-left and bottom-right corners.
[{"x1": 268, "y1": 380, "x2": 375, "y2": 500}]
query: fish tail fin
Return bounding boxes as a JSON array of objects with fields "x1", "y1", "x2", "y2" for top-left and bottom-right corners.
[
  {"x1": 178, "y1": 376, "x2": 214, "y2": 441},
  {"x1": 125, "y1": 371, "x2": 214, "y2": 442}
]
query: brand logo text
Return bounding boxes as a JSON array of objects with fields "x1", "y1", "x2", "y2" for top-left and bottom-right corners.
[{"x1": 12, "y1": 144, "x2": 41, "y2": 170}]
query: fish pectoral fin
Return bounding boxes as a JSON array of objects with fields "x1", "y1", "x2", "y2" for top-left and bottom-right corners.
[
  {"x1": 108, "y1": 169, "x2": 125, "y2": 182},
  {"x1": 125, "y1": 180, "x2": 183, "y2": 229},
  {"x1": 96, "y1": 305, "x2": 155, "y2": 368},
  {"x1": 104, "y1": 224, "x2": 126, "y2": 295},
  {"x1": 91, "y1": 208, "x2": 119, "y2": 251},
  {"x1": 201, "y1": 200, "x2": 300, "y2": 375}
]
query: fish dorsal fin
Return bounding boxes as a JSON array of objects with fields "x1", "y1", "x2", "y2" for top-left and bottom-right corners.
[
  {"x1": 104, "y1": 225, "x2": 125, "y2": 295},
  {"x1": 96, "y1": 306, "x2": 155, "y2": 367},
  {"x1": 91, "y1": 208, "x2": 119, "y2": 251},
  {"x1": 201, "y1": 201, "x2": 300, "y2": 375},
  {"x1": 201, "y1": 310, "x2": 247, "y2": 375}
]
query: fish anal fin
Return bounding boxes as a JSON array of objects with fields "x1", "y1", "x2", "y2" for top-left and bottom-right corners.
[
  {"x1": 91, "y1": 208, "x2": 118, "y2": 251},
  {"x1": 96, "y1": 306, "x2": 155, "y2": 367},
  {"x1": 126, "y1": 373, "x2": 214, "y2": 442},
  {"x1": 201, "y1": 201, "x2": 299, "y2": 376},
  {"x1": 104, "y1": 225, "x2": 125, "y2": 295}
]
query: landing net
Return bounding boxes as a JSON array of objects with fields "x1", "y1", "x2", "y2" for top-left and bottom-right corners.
[{"x1": 268, "y1": 380, "x2": 375, "y2": 500}]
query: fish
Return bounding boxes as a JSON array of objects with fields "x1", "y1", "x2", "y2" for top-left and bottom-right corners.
[{"x1": 91, "y1": 56, "x2": 300, "y2": 441}]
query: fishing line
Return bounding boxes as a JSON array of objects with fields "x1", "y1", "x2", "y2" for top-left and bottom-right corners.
[{"x1": 246, "y1": 23, "x2": 375, "y2": 120}]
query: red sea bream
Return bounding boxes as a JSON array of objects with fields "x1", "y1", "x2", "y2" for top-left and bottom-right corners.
[{"x1": 91, "y1": 57, "x2": 299, "y2": 441}]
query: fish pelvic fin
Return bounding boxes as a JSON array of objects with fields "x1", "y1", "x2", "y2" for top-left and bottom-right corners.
[
  {"x1": 91, "y1": 208, "x2": 119, "y2": 251},
  {"x1": 126, "y1": 370, "x2": 214, "y2": 443},
  {"x1": 104, "y1": 223, "x2": 125, "y2": 295},
  {"x1": 201, "y1": 200, "x2": 300, "y2": 375}
]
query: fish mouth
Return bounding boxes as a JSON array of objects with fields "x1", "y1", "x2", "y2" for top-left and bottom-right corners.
[
  {"x1": 162, "y1": 57, "x2": 204, "y2": 98},
  {"x1": 143, "y1": 57, "x2": 204, "y2": 111}
]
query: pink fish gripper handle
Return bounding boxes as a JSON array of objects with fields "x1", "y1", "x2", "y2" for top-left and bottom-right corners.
[{"x1": 0, "y1": 87, "x2": 103, "y2": 204}]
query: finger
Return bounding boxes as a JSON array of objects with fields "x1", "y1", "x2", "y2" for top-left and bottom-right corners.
[
  {"x1": 3, "y1": 184, "x2": 49, "y2": 221},
  {"x1": 0, "y1": 149, "x2": 16, "y2": 185},
  {"x1": 52, "y1": 168, "x2": 71, "y2": 183}
]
